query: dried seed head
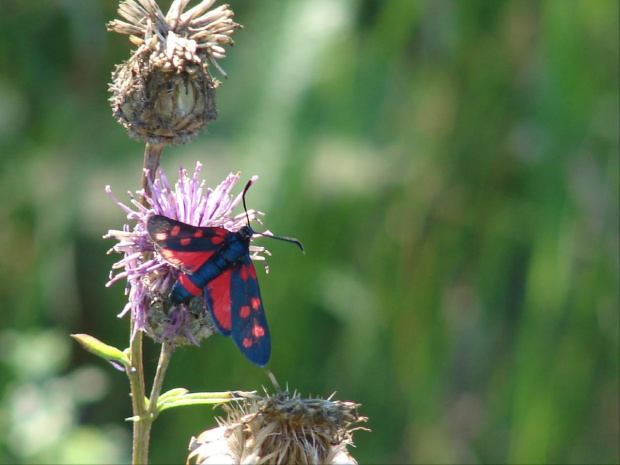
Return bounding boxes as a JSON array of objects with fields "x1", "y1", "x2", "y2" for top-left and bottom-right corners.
[
  {"x1": 187, "y1": 391, "x2": 369, "y2": 464},
  {"x1": 107, "y1": 0, "x2": 243, "y2": 145}
]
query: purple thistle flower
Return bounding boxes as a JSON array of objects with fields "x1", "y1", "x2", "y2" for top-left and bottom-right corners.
[{"x1": 104, "y1": 163, "x2": 270, "y2": 345}]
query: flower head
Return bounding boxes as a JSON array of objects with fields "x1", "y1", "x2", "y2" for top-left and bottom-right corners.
[
  {"x1": 187, "y1": 390, "x2": 369, "y2": 464},
  {"x1": 105, "y1": 163, "x2": 268, "y2": 345},
  {"x1": 107, "y1": 0, "x2": 243, "y2": 144}
]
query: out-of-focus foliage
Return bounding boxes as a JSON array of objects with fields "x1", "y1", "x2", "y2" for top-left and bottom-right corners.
[{"x1": 0, "y1": 0, "x2": 617, "y2": 463}]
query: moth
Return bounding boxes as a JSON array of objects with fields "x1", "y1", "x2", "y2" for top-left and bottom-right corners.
[{"x1": 147, "y1": 181, "x2": 303, "y2": 366}]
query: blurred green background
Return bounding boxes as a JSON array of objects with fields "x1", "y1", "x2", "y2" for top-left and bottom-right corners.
[{"x1": 0, "y1": 0, "x2": 618, "y2": 463}]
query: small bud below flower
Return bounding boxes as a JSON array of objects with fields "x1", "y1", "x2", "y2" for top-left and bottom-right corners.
[{"x1": 142, "y1": 291, "x2": 217, "y2": 346}]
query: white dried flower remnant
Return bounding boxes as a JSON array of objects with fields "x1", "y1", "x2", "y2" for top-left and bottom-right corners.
[
  {"x1": 108, "y1": 0, "x2": 242, "y2": 144},
  {"x1": 187, "y1": 391, "x2": 369, "y2": 464}
]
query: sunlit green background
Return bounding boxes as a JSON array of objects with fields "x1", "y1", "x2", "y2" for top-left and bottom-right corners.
[{"x1": 0, "y1": 0, "x2": 618, "y2": 463}]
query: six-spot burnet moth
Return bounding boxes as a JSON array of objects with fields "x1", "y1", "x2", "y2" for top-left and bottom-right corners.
[{"x1": 146, "y1": 180, "x2": 304, "y2": 367}]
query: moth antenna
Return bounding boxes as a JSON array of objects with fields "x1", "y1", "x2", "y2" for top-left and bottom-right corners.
[
  {"x1": 242, "y1": 179, "x2": 253, "y2": 225},
  {"x1": 255, "y1": 232, "x2": 305, "y2": 253},
  {"x1": 242, "y1": 179, "x2": 304, "y2": 253}
]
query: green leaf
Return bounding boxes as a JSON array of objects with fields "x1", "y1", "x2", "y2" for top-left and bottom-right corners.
[
  {"x1": 157, "y1": 397, "x2": 234, "y2": 412},
  {"x1": 155, "y1": 390, "x2": 256, "y2": 413},
  {"x1": 71, "y1": 334, "x2": 130, "y2": 368},
  {"x1": 171, "y1": 390, "x2": 252, "y2": 401},
  {"x1": 157, "y1": 387, "x2": 189, "y2": 403}
]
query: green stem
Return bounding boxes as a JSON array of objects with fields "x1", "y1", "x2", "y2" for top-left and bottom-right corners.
[
  {"x1": 129, "y1": 322, "x2": 150, "y2": 465},
  {"x1": 149, "y1": 342, "x2": 174, "y2": 418},
  {"x1": 128, "y1": 141, "x2": 165, "y2": 465}
]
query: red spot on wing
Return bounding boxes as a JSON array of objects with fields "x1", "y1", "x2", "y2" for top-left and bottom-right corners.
[
  {"x1": 178, "y1": 274, "x2": 202, "y2": 296},
  {"x1": 252, "y1": 325, "x2": 265, "y2": 338},
  {"x1": 242, "y1": 338, "x2": 253, "y2": 348},
  {"x1": 155, "y1": 232, "x2": 168, "y2": 241},
  {"x1": 171, "y1": 225, "x2": 181, "y2": 236},
  {"x1": 240, "y1": 266, "x2": 249, "y2": 281},
  {"x1": 211, "y1": 236, "x2": 224, "y2": 245},
  {"x1": 194, "y1": 230, "x2": 204, "y2": 238},
  {"x1": 160, "y1": 250, "x2": 214, "y2": 272},
  {"x1": 207, "y1": 270, "x2": 232, "y2": 331},
  {"x1": 251, "y1": 297, "x2": 261, "y2": 310},
  {"x1": 239, "y1": 305, "x2": 250, "y2": 319},
  {"x1": 180, "y1": 238, "x2": 191, "y2": 246}
]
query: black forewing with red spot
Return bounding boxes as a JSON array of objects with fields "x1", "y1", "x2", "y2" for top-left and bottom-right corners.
[
  {"x1": 147, "y1": 215, "x2": 231, "y2": 273},
  {"x1": 204, "y1": 256, "x2": 271, "y2": 367}
]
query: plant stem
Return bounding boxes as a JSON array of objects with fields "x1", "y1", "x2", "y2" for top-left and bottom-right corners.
[
  {"x1": 149, "y1": 342, "x2": 174, "y2": 417},
  {"x1": 129, "y1": 321, "x2": 149, "y2": 465},
  {"x1": 142, "y1": 142, "x2": 164, "y2": 195},
  {"x1": 128, "y1": 141, "x2": 165, "y2": 465}
]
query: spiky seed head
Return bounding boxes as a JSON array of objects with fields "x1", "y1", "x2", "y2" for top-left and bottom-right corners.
[{"x1": 187, "y1": 391, "x2": 369, "y2": 464}]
